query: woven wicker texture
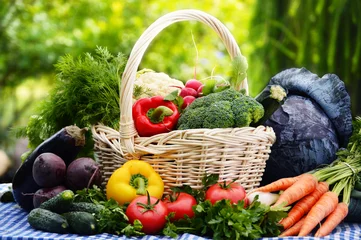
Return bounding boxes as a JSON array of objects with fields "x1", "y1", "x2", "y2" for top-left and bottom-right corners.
[{"x1": 92, "y1": 9, "x2": 276, "y2": 193}]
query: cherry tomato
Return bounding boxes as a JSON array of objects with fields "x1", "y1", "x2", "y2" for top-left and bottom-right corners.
[
  {"x1": 126, "y1": 195, "x2": 168, "y2": 234},
  {"x1": 164, "y1": 192, "x2": 197, "y2": 221},
  {"x1": 205, "y1": 181, "x2": 247, "y2": 205}
]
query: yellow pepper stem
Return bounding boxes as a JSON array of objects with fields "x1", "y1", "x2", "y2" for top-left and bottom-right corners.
[{"x1": 130, "y1": 174, "x2": 148, "y2": 195}]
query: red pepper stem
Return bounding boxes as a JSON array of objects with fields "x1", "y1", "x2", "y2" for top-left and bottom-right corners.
[{"x1": 147, "y1": 106, "x2": 174, "y2": 124}]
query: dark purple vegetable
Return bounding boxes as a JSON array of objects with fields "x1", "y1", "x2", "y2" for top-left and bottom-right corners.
[
  {"x1": 345, "y1": 197, "x2": 361, "y2": 223},
  {"x1": 267, "y1": 68, "x2": 352, "y2": 147},
  {"x1": 65, "y1": 157, "x2": 101, "y2": 191},
  {"x1": 33, "y1": 185, "x2": 67, "y2": 208},
  {"x1": 12, "y1": 125, "x2": 87, "y2": 212},
  {"x1": 32, "y1": 153, "x2": 66, "y2": 187},
  {"x1": 261, "y1": 95, "x2": 340, "y2": 184},
  {"x1": 260, "y1": 68, "x2": 352, "y2": 185}
]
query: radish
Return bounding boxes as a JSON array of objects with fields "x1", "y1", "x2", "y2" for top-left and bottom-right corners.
[
  {"x1": 182, "y1": 96, "x2": 196, "y2": 109},
  {"x1": 185, "y1": 79, "x2": 203, "y2": 91},
  {"x1": 197, "y1": 85, "x2": 204, "y2": 97},
  {"x1": 179, "y1": 87, "x2": 198, "y2": 98},
  {"x1": 247, "y1": 191, "x2": 280, "y2": 206}
]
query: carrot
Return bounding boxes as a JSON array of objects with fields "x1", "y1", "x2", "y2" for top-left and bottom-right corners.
[
  {"x1": 279, "y1": 217, "x2": 306, "y2": 237},
  {"x1": 273, "y1": 173, "x2": 318, "y2": 207},
  {"x1": 253, "y1": 175, "x2": 301, "y2": 193},
  {"x1": 280, "y1": 181, "x2": 329, "y2": 229},
  {"x1": 314, "y1": 202, "x2": 349, "y2": 237},
  {"x1": 298, "y1": 191, "x2": 339, "y2": 236}
]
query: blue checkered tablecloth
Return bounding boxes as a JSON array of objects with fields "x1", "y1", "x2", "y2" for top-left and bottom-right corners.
[{"x1": 1, "y1": 183, "x2": 360, "y2": 240}]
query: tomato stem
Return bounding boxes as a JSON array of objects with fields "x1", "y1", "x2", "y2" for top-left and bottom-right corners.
[
  {"x1": 218, "y1": 179, "x2": 237, "y2": 189},
  {"x1": 137, "y1": 191, "x2": 160, "y2": 213}
]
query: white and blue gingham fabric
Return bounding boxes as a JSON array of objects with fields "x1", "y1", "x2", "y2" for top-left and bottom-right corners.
[{"x1": 1, "y1": 183, "x2": 361, "y2": 240}]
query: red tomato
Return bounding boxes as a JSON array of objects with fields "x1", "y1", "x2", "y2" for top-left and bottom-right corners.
[
  {"x1": 126, "y1": 195, "x2": 168, "y2": 234},
  {"x1": 164, "y1": 192, "x2": 197, "y2": 221},
  {"x1": 205, "y1": 182, "x2": 247, "y2": 205}
]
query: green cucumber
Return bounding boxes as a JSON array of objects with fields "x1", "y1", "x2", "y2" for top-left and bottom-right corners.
[
  {"x1": 253, "y1": 84, "x2": 288, "y2": 126},
  {"x1": 28, "y1": 208, "x2": 69, "y2": 233},
  {"x1": 39, "y1": 190, "x2": 74, "y2": 213},
  {"x1": 62, "y1": 211, "x2": 97, "y2": 235},
  {"x1": 68, "y1": 202, "x2": 105, "y2": 214},
  {"x1": 0, "y1": 190, "x2": 15, "y2": 203}
]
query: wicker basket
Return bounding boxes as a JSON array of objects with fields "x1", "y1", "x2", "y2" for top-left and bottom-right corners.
[{"x1": 92, "y1": 9, "x2": 276, "y2": 194}]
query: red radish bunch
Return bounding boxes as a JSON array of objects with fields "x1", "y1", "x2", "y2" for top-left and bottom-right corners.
[{"x1": 180, "y1": 79, "x2": 203, "y2": 109}]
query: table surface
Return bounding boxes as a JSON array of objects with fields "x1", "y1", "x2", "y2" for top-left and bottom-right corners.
[{"x1": 1, "y1": 183, "x2": 360, "y2": 240}]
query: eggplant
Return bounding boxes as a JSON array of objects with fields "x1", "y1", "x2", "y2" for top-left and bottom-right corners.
[{"x1": 12, "y1": 125, "x2": 87, "y2": 212}]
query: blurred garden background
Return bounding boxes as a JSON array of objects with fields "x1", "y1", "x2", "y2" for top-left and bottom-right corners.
[{"x1": 0, "y1": 0, "x2": 360, "y2": 181}]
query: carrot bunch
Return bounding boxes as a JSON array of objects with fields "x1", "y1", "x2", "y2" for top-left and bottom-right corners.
[
  {"x1": 253, "y1": 173, "x2": 349, "y2": 237},
  {"x1": 253, "y1": 117, "x2": 361, "y2": 237}
]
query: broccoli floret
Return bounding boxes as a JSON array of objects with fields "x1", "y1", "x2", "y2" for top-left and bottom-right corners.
[
  {"x1": 177, "y1": 88, "x2": 264, "y2": 130},
  {"x1": 177, "y1": 107, "x2": 205, "y2": 130},
  {"x1": 231, "y1": 96, "x2": 264, "y2": 127},
  {"x1": 203, "y1": 101, "x2": 234, "y2": 129}
]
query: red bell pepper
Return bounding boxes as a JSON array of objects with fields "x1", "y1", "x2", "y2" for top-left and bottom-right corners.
[{"x1": 132, "y1": 96, "x2": 180, "y2": 137}]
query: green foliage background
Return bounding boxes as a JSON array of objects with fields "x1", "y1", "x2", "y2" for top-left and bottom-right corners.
[{"x1": 0, "y1": 0, "x2": 360, "y2": 163}]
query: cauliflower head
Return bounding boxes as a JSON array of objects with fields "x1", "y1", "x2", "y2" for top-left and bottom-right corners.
[{"x1": 133, "y1": 69, "x2": 184, "y2": 100}]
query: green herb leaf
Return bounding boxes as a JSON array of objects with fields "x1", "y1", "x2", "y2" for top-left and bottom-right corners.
[
  {"x1": 163, "y1": 198, "x2": 286, "y2": 240},
  {"x1": 164, "y1": 90, "x2": 180, "y2": 101}
]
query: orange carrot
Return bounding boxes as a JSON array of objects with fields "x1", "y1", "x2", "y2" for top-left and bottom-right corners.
[
  {"x1": 279, "y1": 217, "x2": 306, "y2": 237},
  {"x1": 298, "y1": 191, "x2": 339, "y2": 236},
  {"x1": 273, "y1": 173, "x2": 318, "y2": 207},
  {"x1": 314, "y1": 202, "x2": 349, "y2": 237},
  {"x1": 280, "y1": 181, "x2": 329, "y2": 229},
  {"x1": 253, "y1": 175, "x2": 301, "y2": 193}
]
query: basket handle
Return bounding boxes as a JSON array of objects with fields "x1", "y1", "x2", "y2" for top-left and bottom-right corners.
[{"x1": 120, "y1": 9, "x2": 248, "y2": 154}]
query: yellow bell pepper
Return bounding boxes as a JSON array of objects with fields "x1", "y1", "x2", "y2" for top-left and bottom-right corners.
[{"x1": 106, "y1": 160, "x2": 164, "y2": 205}]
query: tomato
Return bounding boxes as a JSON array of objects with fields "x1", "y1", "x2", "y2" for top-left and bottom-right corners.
[
  {"x1": 205, "y1": 182, "x2": 247, "y2": 205},
  {"x1": 164, "y1": 192, "x2": 197, "y2": 221},
  {"x1": 126, "y1": 195, "x2": 168, "y2": 234}
]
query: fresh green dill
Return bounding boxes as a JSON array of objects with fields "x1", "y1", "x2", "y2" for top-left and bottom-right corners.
[{"x1": 15, "y1": 46, "x2": 129, "y2": 156}]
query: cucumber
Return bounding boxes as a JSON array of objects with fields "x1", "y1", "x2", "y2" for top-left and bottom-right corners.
[
  {"x1": 253, "y1": 84, "x2": 288, "y2": 126},
  {"x1": 28, "y1": 208, "x2": 69, "y2": 233},
  {"x1": 0, "y1": 190, "x2": 15, "y2": 203},
  {"x1": 63, "y1": 211, "x2": 97, "y2": 235},
  {"x1": 68, "y1": 202, "x2": 105, "y2": 214},
  {"x1": 40, "y1": 190, "x2": 74, "y2": 213}
]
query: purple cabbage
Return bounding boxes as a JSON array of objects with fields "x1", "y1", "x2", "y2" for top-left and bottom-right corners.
[{"x1": 261, "y1": 68, "x2": 352, "y2": 185}]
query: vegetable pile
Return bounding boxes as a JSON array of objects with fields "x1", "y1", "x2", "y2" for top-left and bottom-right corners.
[
  {"x1": 9, "y1": 40, "x2": 358, "y2": 239},
  {"x1": 250, "y1": 117, "x2": 361, "y2": 237},
  {"x1": 12, "y1": 125, "x2": 101, "y2": 211},
  {"x1": 23, "y1": 170, "x2": 287, "y2": 239}
]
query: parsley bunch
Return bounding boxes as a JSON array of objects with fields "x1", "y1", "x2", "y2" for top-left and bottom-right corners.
[
  {"x1": 164, "y1": 198, "x2": 287, "y2": 240},
  {"x1": 163, "y1": 174, "x2": 288, "y2": 240}
]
